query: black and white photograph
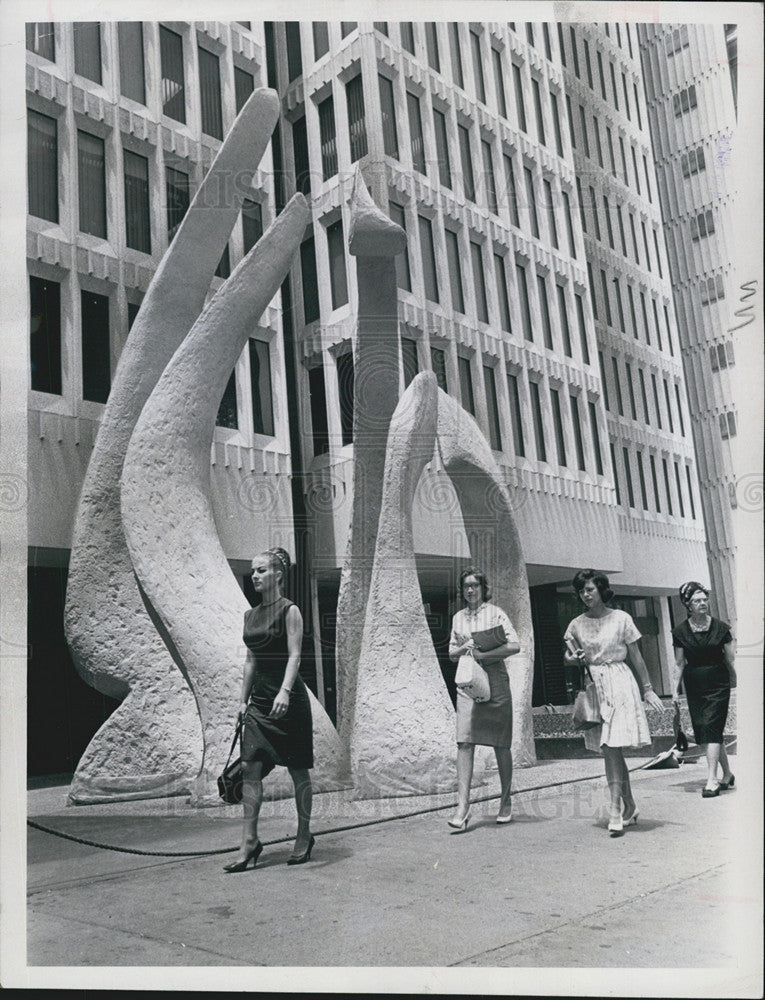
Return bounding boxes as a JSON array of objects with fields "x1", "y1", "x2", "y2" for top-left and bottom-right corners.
[{"x1": 0, "y1": 0, "x2": 762, "y2": 994}]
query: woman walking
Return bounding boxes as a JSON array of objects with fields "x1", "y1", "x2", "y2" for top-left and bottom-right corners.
[
  {"x1": 672, "y1": 581, "x2": 736, "y2": 797},
  {"x1": 563, "y1": 570, "x2": 663, "y2": 836},
  {"x1": 224, "y1": 548, "x2": 314, "y2": 872},
  {"x1": 448, "y1": 567, "x2": 521, "y2": 832}
]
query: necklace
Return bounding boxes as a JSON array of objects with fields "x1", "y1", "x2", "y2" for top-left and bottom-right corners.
[
  {"x1": 688, "y1": 614, "x2": 711, "y2": 632},
  {"x1": 260, "y1": 596, "x2": 282, "y2": 608},
  {"x1": 465, "y1": 602, "x2": 484, "y2": 619}
]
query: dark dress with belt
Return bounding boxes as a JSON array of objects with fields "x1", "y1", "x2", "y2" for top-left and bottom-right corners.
[
  {"x1": 672, "y1": 617, "x2": 732, "y2": 744},
  {"x1": 242, "y1": 598, "x2": 313, "y2": 775}
]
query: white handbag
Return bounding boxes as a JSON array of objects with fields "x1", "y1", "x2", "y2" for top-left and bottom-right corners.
[{"x1": 455, "y1": 652, "x2": 491, "y2": 702}]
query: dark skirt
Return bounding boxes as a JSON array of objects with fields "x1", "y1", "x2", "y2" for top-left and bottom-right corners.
[
  {"x1": 242, "y1": 683, "x2": 314, "y2": 775},
  {"x1": 456, "y1": 660, "x2": 513, "y2": 748},
  {"x1": 685, "y1": 665, "x2": 730, "y2": 744}
]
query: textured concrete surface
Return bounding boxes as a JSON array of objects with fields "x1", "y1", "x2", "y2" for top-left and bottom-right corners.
[
  {"x1": 63, "y1": 90, "x2": 281, "y2": 803},
  {"x1": 22, "y1": 753, "x2": 759, "y2": 993}
]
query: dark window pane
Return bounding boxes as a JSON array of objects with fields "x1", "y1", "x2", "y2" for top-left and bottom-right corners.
[
  {"x1": 458, "y1": 356, "x2": 475, "y2": 415},
  {"x1": 285, "y1": 22, "x2": 302, "y2": 81},
  {"x1": 73, "y1": 22, "x2": 101, "y2": 83},
  {"x1": 449, "y1": 23, "x2": 463, "y2": 87},
  {"x1": 27, "y1": 110, "x2": 58, "y2": 223},
  {"x1": 556, "y1": 284, "x2": 572, "y2": 356},
  {"x1": 512, "y1": 62, "x2": 527, "y2": 132},
  {"x1": 537, "y1": 274, "x2": 552, "y2": 349},
  {"x1": 300, "y1": 236, "x2": 320, "y2": 324},
  {"x1": 165, "y1": 166, "x2": 189, "y2": 242},
  {"x1": 471, "y1": 242, "x2": 489, "y2": 323},
  {"x1": 124, "y1": 149, "x2": 151, "y2": 253},
  {"x1": 77, "y1": 130, "x2": 106, "y2": 238},
  {"x1": 293, "y1": 115, "x2": 310, "y2": 196},
  {"x1": 388, "y1": 202, "x2": 411, "y2": 292},
  {"x1": 507, "y1": 373, "x2": 525, "y2": 457},
  {"x1": 588, "y1": 401, "x2": 603, "y2": 475},
  {"x1": 458, "y1": 125, "x2": 475, "y2": 202},
  {"x1": 308, "y1": 364, "x2": 330, "y2": 455},
  {"x1": 242, "y1": 198, "x2": 263, "y2": 254},
  {"x1": 379, "y1": 76, "x2": 399, "y2": 159},
  {"x1": 504, "y1": 155, "x2": 519, "y2": 227},
  {"x1": 216, "y1": 370, "x2": 238, "y2": 428},
  {"x1": 340, "y1": 23, "x2": 357, "y2": 39},
  {"x1": 326, "y1": 218, "x2": 348, "y2": 310},
  {"x1": 425, "y1": 23, "x2": 440, "y2": 72},
  {"x1": 575, "y1": 294, "x2": 589, "y2": 364},
  {"x1": 530, "y1": 381, "x2": 546, "y2": 462},
  {"x1": 482, "y1": 140, "x2": 497, "y2": 214},
  {"x1": 532, "y1": 78, "x2": 546, "y2": 146},
  {"x1": 118, "y1": 22, "x2": 145, "y2": 104},
  {"x1": 215, "y1": 244, "x2": 230, "y2": 279},
  {"x1": 550, "y1": 389, "x2": 567, "y2": 466},
  {"x1": 470, "y1": 30, "x2": 486, "y2": 103},
  {"x1": 484, "y1": 365, "x2": 502, "y2": 450},
  {"x1": 418, "y1": 215, "x2": 439, "y2": 303},
  {"x1": 234, "y1": 66, "x2": 254, "y2": 115},
  {"x1": 198, "y1": 47, "x2": 223, "y2": 139},
  {"x1": 26, "y1": 23, "x2": 55, "y2": 61},
  {"x1": 402, "y1": 337, "x2": 419, "y2": 387},
  {"x1": 433, "y1": 109, "x2": 452, "y2": 189},
  {"x1": 516, "y1": 263, "x2": 532, "y2": 341},
  {"x1": 431, "y1": 347, "x2": 448, "y2": 391},
  {"x1": 81, "y1": 290, "x2": 110, "y2": 403},
  {"x1": 401, "y1": 23, "x2": 415, "y2": 55},
  {"x1": 611, "y1": 443, "x2": 622, "y2": 505},
  {"x1": 312, "y1": 22, "x2": 329, "y2": 61},
  {"x1": 29, "y1": 276, "x2": 61, "y2": 394},
  {"x1": 524, "y1": 166, "x2": 539, "y2": 238},
  {"x1": 160, "y1": 26, "x2": 185, "y2": 123},
  {"x1": 492, "y1": 48, "x2": 507, "y2": 118},
  {"x1": 543, "y1": 178, "x2": 557, "y2": 248},
  {"x1": 623, "y1": 448, "x2": 635, "y2": 508},
  {"x1": 445, "y1": 229, "x2": 464, "y2": 313},
  {"x1": 407, "y1": 92, "x2": 425, "y2": 173},
  {"x1": 337, "y1": 351, "x2": 354, "y2": 445},
  {"x1": 346, "y1": 76, "x2": 367, "y2": 162},
  {"x1": 374, "y1": 23, "x2": 388, "y2": 36},
  {"x1": 494, "y1": 254, "x2": 511, "y2": 333},
  {"x1": 249, "y1": 339, "x2": 274, "y2": 436},
  {"x1": 318, "y1": 96, "x2": 338, "y2": 180}
]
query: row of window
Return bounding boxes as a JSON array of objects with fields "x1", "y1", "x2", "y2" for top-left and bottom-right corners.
[
  {"x1": 700, "y1": 273, "x2": 726, "y2": 306},
  {"x1": 27, "y1": 22, "x2": 257, "y2": 142},
  {"x1": 664, "y1": 26, "x2": 690, "y2": 57},
  {"x1": 29, "y1": 274, "x2": 275, "y2": 435},
  {"x1": 599, "y1": 349, "x2": 687, "y2": 435},
  {"x1": 567, "y1": 100, "x2": 653, "y2": 205},
  {"x1": 558, "y1": 23, "x2": 643, "y2": 130},
  {"x1": 611, "y1": 441, "x2": 697, "y2": 519},
  {"x1": 680, "y1": 145, "x2": 706, "y2": 178},
  {"x1": 673, "y1": 85, "x2": 698, "y2": 119},
  {"x1": 28, "y1": 109, "x2": 264, "y2": 262},
  {"x1": 709, "y1": 341, "x2": 734, "y2": 372},
  {"x1": 578, "y1": 182, "x2": 664, "y2": 277},
  {"x1": 689, "y1": 209, "x2": 716, "y2": 242},
  {"x1": 586, "y1": 262, "x2": 675, "y2": 355}
]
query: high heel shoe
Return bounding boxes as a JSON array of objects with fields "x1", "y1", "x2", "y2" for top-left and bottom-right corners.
[
  {"x1": 223, "y1": 840, "x2": 263, "y2": 873},
  {"x1": 608, "y1": 813, "x2": 624, "y2": 837},
  {"x1": 447, "y1": 811, "x2": 471, "y2": 834},
  {"x1": 287, "y1": 834, "x2": 315, "y2": 865},
  {"x1": 622, "y1": 808, "x2": 639, "y2": 827},
  {"x1": 719, "y1": 774, "x2": 735, "y2": 790},
  {"x1": 701, "y1": 785, "x2": 720, "y2": 797}
]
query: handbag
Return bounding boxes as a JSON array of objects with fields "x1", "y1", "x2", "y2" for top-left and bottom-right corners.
[
  {"x1": 572, "y1": 664, "x2": 601, "y2": 730},
  {"x1": 470, "y1": 624, "x2": 508, "y2": 655},
  {"x1": 455, "y1": 651, "x2": 491, "y2": 702},
  {"x1": 217, "y1": 718, "x2": 244, "y2": 804}
]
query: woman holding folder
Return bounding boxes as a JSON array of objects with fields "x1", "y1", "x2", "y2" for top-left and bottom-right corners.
[{"x1": 448, "y1": 567, "x2": 521, "y2": 832}]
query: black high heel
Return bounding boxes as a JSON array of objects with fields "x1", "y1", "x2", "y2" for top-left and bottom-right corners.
[
  {"x1": 719, "y1": 774, "x2": 735, "y2": 790},
  {"x1": 287, "y1": 834, "x2": 315, "y2": 865},
  {"x1": 223, "y1": 840, "x2": 263, "y2": 873}
]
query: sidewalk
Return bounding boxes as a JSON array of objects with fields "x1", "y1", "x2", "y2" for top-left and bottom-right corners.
[{"x1": 24, "y1": 750, "x2": 758, "y2": 984}]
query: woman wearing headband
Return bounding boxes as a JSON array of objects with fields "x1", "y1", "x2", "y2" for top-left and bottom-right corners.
[
  {"x1": 672, "y1": 582, "x2": 736, "y2": 797},
  {"x1": 224, "y1": 548, "x2": 315, "y2": 872}
]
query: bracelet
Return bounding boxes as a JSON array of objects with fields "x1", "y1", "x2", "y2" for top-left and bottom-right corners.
[
  {"x1": 280, "y1": 686, "x2": 292, "y2": 695},
  {"x1": 642, "y1": 683, "x2": 653, "y2": 695}
]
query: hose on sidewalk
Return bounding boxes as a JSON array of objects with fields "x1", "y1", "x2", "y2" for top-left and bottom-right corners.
[{"x1": 26, "y1": 737, "x2": 736, "y2": 859}]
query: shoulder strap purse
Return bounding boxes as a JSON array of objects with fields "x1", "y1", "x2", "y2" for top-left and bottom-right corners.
[
  {"x1": 217, "y1": 718, "x2": 244, "y2": 804},
  {"x1": 572, "y1": 663, "x2": 601, "y2": 730}
]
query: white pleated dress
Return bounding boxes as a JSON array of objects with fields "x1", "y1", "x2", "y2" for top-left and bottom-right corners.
[{"x1": 564, "y1": 609, "x2": 651, "y2": 753}]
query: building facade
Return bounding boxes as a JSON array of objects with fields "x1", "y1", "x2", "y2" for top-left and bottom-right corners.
[{"x1": 25, "y1": 19, "x2": 713, "y2": 777}]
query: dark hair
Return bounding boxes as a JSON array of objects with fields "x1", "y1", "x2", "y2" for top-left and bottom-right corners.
[
  {"x1": 679, "y1": 581, "x2": 709, "y2": 608},
  {"x1": 265, "y1": 547, "x2": 291, "y2": 581},
  {"x1": 572, "y1": 569, "x2": 614, "y2": 605},
  {"x1": 458, "y1": 567, "x2": 492, "y2": 603}
]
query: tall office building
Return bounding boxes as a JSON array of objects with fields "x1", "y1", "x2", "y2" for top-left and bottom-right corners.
[
  {"x1": 638, "y1": 23, "x2": 739, "y2": 625},
  {"x1": 25, "y1": 19, "x2": 710, "y2": 778}
]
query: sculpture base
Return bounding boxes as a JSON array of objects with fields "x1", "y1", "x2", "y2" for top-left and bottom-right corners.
[{"x1": 67, "y1": 772, "x2": 192, "y2": 805}]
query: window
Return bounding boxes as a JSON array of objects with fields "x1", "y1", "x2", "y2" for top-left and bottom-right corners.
[
  {"x1": 458, "y1": 356, "x2": 475, "y2": 415},
  {"x1": 507, "y1": 373, "x2": 525, "y2": 457},
  {"x1": 127, "y1": 301, "x2": 141, "y2": 329},
  {"x1": 587, "y1": 261, "x2": 597, "y2": 319},
  {"x1": 612, "y1": 356, "x2": 624, "y2": 415},
  {"x1": 651, "y1": 373, "x2": 663, "y2": 429},
  {"x1": 425, "y1": 23, "x2": 440, "y2": 72},
  {"x1": 610, "y1": 61, "x2": 619, "y2": 110},
  {"x1": 639, "y1": 292, "x2": 650, "y2": 345},
  {"x1": 550, "y1": 389, "x2": 567, "y2": 467},
  {"x1": 78, "y1": 131, "x2": 106, "y2": 238},
  {"x1": 628, "y1": 214, "x2": 640, "y2": 264},
  {"x1": 402, "y1": 337, "x2": 419, "y2": 388},
  {"x1": 81, "y1": 290, "x2": 110, "y2": 403},
  {"x1": 374, "y1": 23, "x2": 388, "y2": 37},
  {"x1": 557, "y1": 23, "x2": 567, "y2": 66},
  {"x1": 73, "y1": 22, "x2": 101, "y2": 83},
  {"x1": 642, "y1": 153, "x2": 652, "y2": 202},
  {"x1": 537, "y1": 274, "x2": 553, "y2": 350},
  {"x1": 264, "y1": 22, "x2": 277, "y2": 88},
  {"x1": 340, "y1": 23, "x2": 357, "y2": 38},
  {"x1": 584, "y1": 38, "x2": 593, "y2": 89},
  {"x1": 28, "y1": 110, "x2": 58, "y2": 223},
  {"x1": 401, "y1": 23, "x2": 415, "y2": 55},
  {"x1": 494, "y1": 255, "x2": 512, "y2": 333},
  {"x1": 675, "y1": 384, "x2": 686, "y2": 436},
  {"x1": 308, "y1": 364, "x2": 330, "y2": 455},
  {"x1": 118, "y1": 22, "x2": 145, "y2": 104},
  {"x1": 570, "y1": 395, "x2": 586, "y2": 471},
  {"x1": 242, "y1": 198, "x2": 263, "y2": 254},
  {"x1": 566, "y1": 95, "x2": 575, "y2": 148},
  {"x1": 647, "y1": 454, "x2": 660, "y2": 512},
  {"x1": 719, "y1": 411, "x2": 737, "y2": 439},
  {"x1": 597, "y1": 50, "x2": 607, "y2": 100},
  {"x1": 512, "y1": 63, "x2": 527, "y2": 133},
  {"x1": 614, "y1": 278, "x2": 626, "y2": 333},
  {"x1": 622, "y1": 73, "x2": 631, "y2": 120},
  {"x1": 623, "y1": 448, "x2": 635, "y2": 508},
  {"x1": 160, "y1": 26, "x2": 185, "y2": 123},
  {"x1": 484, "y1": 366, "x2": 502, "y2": 450},
  {"x1": 652, "y1": 298, "x2": 662, "y2": 350},
  {"x1": 638, "y1": 369, "x2": 650, "y2": 424},
  {"x1": 418, "y1": 215, "x2": 439, "y2": 303},
  {"x1": 543, "y1": 179, "x2": 558, "y2": 249},
  {"x1": 700, "y1": 273, "x2": 726, "y2": 306},
  {"x1": 598, "y1": 351, "x2": 610, "y2": 409},
  {"x1": 682, "y1": 146, "x2": 707, "y2": 178},
  {"x1": 326, "y1": 219, "x2": 348, "y2": 310},
  {"x1": 543, "y1": 23, "x2": 553, "y2": 60},
  {"x1": 215, "y1": 245, "x2": 231, "y2": 280},
  {"x1": 641, "y1": 220, "x2": 651, "y2": 271},
  {"x1": 532, "y1": 78, "x2": 546, "y2": 146},
  {"x1": 619, "y1": 136, "x2": 628, "y2": 185},
  {"x1": 482, "y1": 141, "x2": 498, "y2": 215},
  {"x1": 665, "y1": 25, "x2": 690, "y2": 56},
  {"x1": 526, "y1": 23, "x2": 535, "y2": 48},
  {"x1": 379, "y1": 76, "x2": 398, "y2": 159},
  {"x1": 124, "y1": 150, "x2": 151, "y2": 253},
  {"x1": 234, "y1": 67, "x2": 254, "y2": 115},
  {"x1": 216, "y1": 371, "x2": 238, "y2": 429},
  {"x1": 634, "y1": 82, "x2": 643, "y2": 130},
  {"x1": 29, "y1": 276, "x2": 62, "y2": 394},
  {"x1": 504, "y1": 155, "x2": 520, "y2": 227},
  {"x1": 458, "y1": 125, "x2": 475, "y2": 202},
  {"x1": 653, "y1": 229, "x2": 663, "y2": 278},
  {"x1": 445, "y1": 229, "x2": 465, "y2": 313},
  {"x1": 26, "y1": 23, "x2": 55, "y2": 61},
  {"x1": 560, "y1": 189, "x2": 574, "y2": 259},
  {"x1": 165, "y1": 166, "x2": 189, "y2": 242},
  {"x1": 569, "y1": 26, "x2": 580, "y2": 77},
  {"x1": 588, "y1": 186, "x2": 600, "y2": 240},
  {"x1": 611, "y1": 443, "x2": 622, "y2": 505},
  {"x1": 431, "y1": 347, "x2": 448, "y2": 391},
  {"x1": 606, "y1": 125, "x2": 616, "y2": 176},
  {"x1": 662, "y1": 458, "x2": 674, "y2": 515},
  {"x1": 690, "y1": 209, "x2": 715, "y2": 241},
  {"x1": 603, "y1": 195, "x2": 614, "y2": 249},
  {"x1": 625, "y1": 361, "x2": 637, "y2": 419},
  {"x1": 529, "y1": 381, "x2": 547, "y2": 462},
  {"x1": 627, "y1": 284, "x2": 638, "y2": 338},
  {"x1": 492, "y1": 49, "x2": 507, "y2": 118},
  {"x1": 600, "y1": 269, "x2": 612, "y2": 326},
  {"x1": 389, "y1": 203, "x2": 411, "y2": 292},
  {"x1": 433, "y1": 109, "x2": 452, "y2": 189},
  {"x1": 336, "y1": 351, "x2": 355, "y2": 445},
  {"x1": 579, "y1": 105, "x2": 590, "y2": 158},
  {"x1": 556, "y1": 284, "x2": 572, "y2": 356},
  {"x1": 575, "y1": 293, "x2": 589, "y2": 364},
  {"x1": 673, "y1": 85, "x2": 697, "y2": 118},
  {"x1": 291, "y1": 115, "x2": 310, "y2": 196},
  {"x1": 576, "y1": 177, "x2": 587, "y2": 232},
  {"x1": 516, "y1": 263, "x2": 532, "y2": 341},
  {"x1": 588, "y1": 401, "x2": 603, "y2": 474},
  {"x1": 550, "y1": 92, "x2": 564, "y2": 156},
  {"x1": 685, "y1": 465, "x2": 696, "y2": 518},
  {"x1": 471, "y1": 242, "x2": 489, "y2": 323},
  {"x1": 285, "y1": 22, "x2": 302, "y2": 81},
  {"x1": 448, "y1": 24, "x2": 463, "y2": 87},
  {"x1": 636, "y1": 451, "x2": 649, "y2": 510},
  {"x1": 524, "y1": 167, "x2": 539, "y2": 238},
  {"x1": 470, "y1": 30, "x2": 486, "y2": 104},
  {"x1": 312, "y1": 22, "x2": 329, "y2": 61},
  {"x1": 300, "y1": 236, "x2": 320, "y2": 324},
  {"x1": 407, "y1": 92, "x2": 425, "y2": 173},
  {"x1": 631, "y1": 146, "x2": 641, "y2": 194},
  {"x1": 346, "y1": 75, "x2": 367, "y2": 162},
  {"x1": 593, "y1": 117, "x2": 603, "y2": 167},
  {"x1": 318, "y1": 96, "x2": 338, "y2": 180},
  {"x1": 663, "y1": 379, "x2": 674, "y2": 433},
  {"x1": 626, "y1": 24, "x2": 634, "y2": 59}
]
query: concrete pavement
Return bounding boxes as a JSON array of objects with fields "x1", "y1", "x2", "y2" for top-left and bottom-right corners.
[{"x1": 23, "y1": 750, "x2": 760, "y2": 987}]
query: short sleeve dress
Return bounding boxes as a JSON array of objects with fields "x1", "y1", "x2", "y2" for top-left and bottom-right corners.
[
  {"x1": 672, "y1": 617, "x2": 732, "y2": 744},
  {"x1": 450, "y1": 602, "x2": 518, "y2": 748},
  {"x1": 241, "y1": 598, "x2": 313, "y2": 776},
  {"x1": 564, "y1": 609, "x2": 651, "y2": 754}
]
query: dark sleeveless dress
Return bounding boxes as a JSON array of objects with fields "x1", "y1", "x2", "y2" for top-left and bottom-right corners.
[
  {"x1": 241, "y1": 598, "x2": 313, "y2": 774},
  {"x1": 672, "y1": 617, "x2": 732, "y2": 744}
]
